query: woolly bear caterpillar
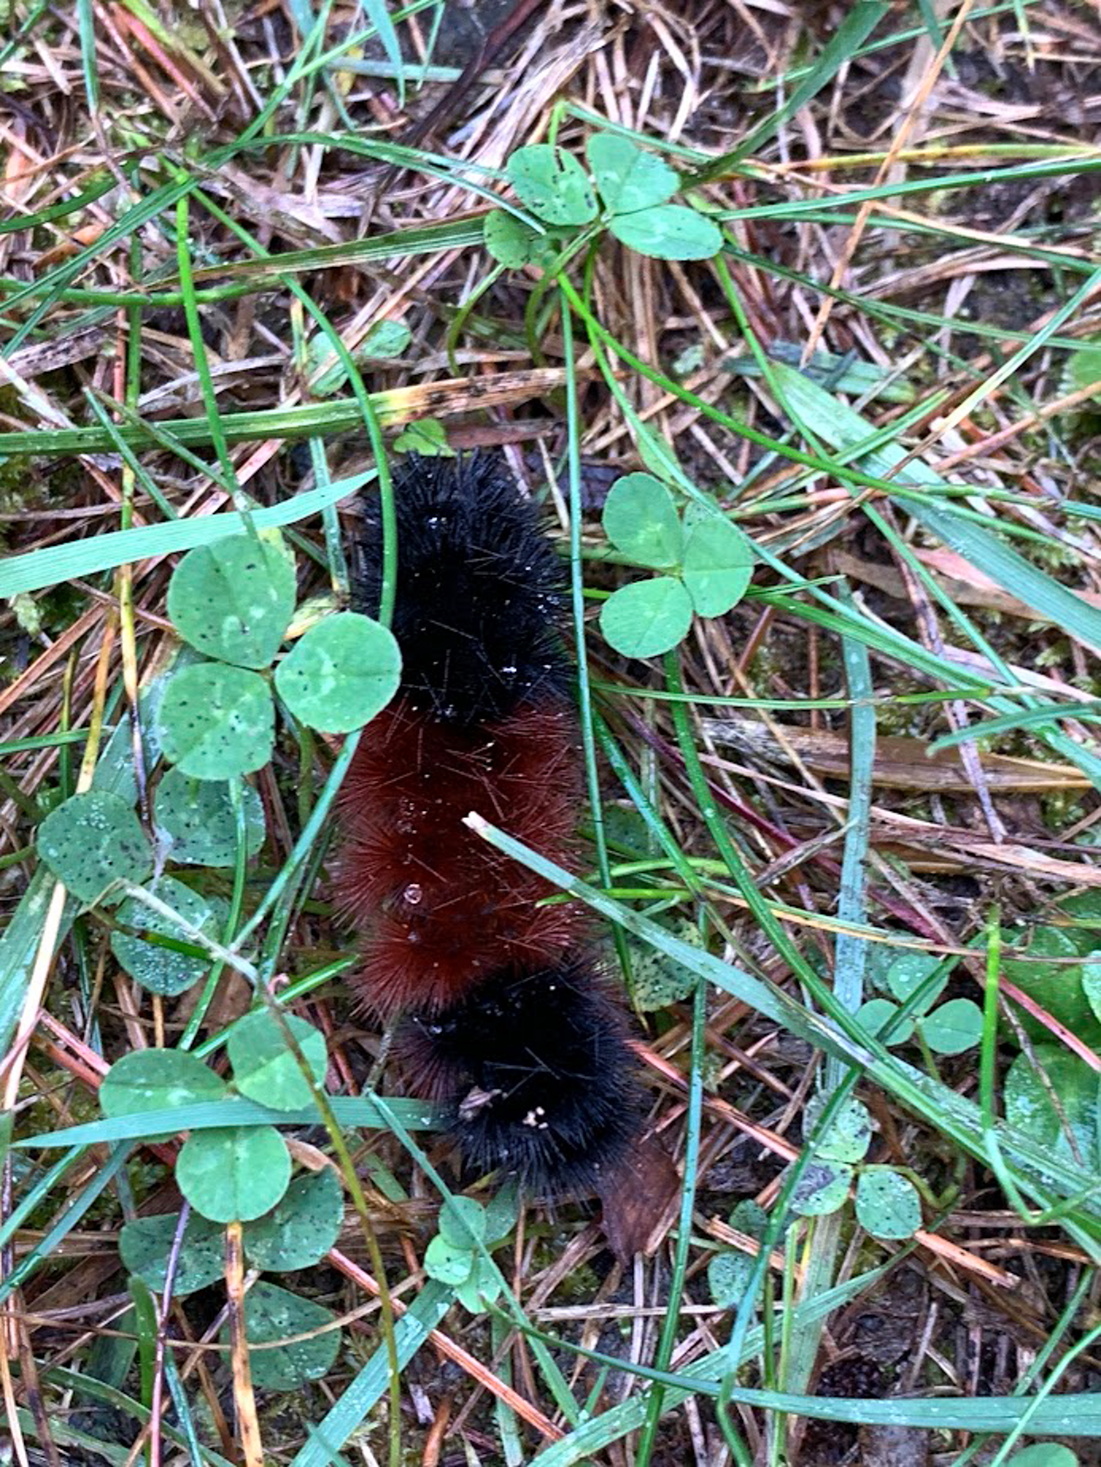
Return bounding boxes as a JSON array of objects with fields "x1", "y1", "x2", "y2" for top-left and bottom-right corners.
[{"x1": 334, "y1": 454, "x2": 644, "y2": 1195}]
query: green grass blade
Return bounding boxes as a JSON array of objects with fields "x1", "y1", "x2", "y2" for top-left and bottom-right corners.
[
  {"x1": 289, "y1": 1281, "x2": 456, "y2": 1467},
  {"x1": 769, "y1": 362, "x2": 1101, "y2": 655},
  {"x1": 929, "y1": 702, "x2": 1101, "y2": 749},
  {"x1": 41, "y1": 1364, "x2": 236, "y2": 1466},
  {"x1": 719, "y1": 154, "x2": 1101, "y2": 240},
  {"x1": 357, "y1": 0, "x2": 405, "y2": 104},
  {"x1": 529, "y1": 1268, "x2": 891, "y2": 1466},
  {"x1": 0, "y1": 1144, "x2": 130, "y2": 1304},
  {"x1": 784, "y1": 590, "x2": 875, "y2": 1404},
  {"x1": 907, "y1": 496, "x2": 1101, "y2": 654},
  {"x1": 19, "y1": 1095, "x2": 443, "y2": 1149},
  {"x1": 0, "y1": 173, "x2": 115, "y2": 236},
  {"x1": 182, "y1": 218, "x2": 486, "y2": 290},
  {"x1": 0, "y1": 473, "x2": 371, "y2": 598},
  {"x1": 74, "y1": 0, "x2": 98, "y2": 110},
  {"x1": 718, "y1": 1385, "x2": 1101, "y2": 1435},
  {"x1": 713, "y1": 3, "x2": 888, "y2": 166}
]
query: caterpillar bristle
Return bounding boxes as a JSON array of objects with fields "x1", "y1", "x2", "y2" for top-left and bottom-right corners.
[
  {"x1": 336, "y1": 452, "x2": 646, "y2": 1208},
  {"x1": 399, "y1": 958, "x2": 644, "y2": 1196},
  {"x1": 334, "y1": 699, "x2": 585, "y2": 1017},
  {"x1": 353, "y1": 452, "x2": 570, "y2": 726}
]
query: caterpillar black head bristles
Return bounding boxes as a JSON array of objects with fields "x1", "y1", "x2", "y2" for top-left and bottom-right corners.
[{"x1": 353, "y1": 453, "x2": 570, "y2": 726}]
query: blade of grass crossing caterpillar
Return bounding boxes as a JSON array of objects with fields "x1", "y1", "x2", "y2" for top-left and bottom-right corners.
[{"x1": 461, "y1": 813, "x2": 1101, "y2": 1237}]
